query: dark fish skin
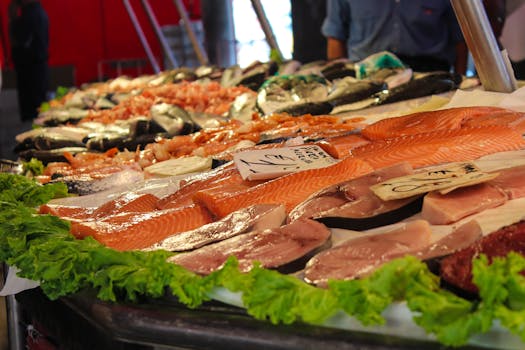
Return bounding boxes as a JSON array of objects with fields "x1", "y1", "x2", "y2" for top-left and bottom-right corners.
[
  {"x1": 315, "y1": 196, "x2": 423, "y2": 231},
  {"x1": 237, "y1": 61, "x2": 279, "y2": 91},
  {"x1": 86, "y1": 134, "x2": 158, "y2": 152},
  {"x1": 274, "y1": 101, "x2": 333, "y2": 116},
  {"x1": 32, "y1": 135, "x2": 86, "y2": 151},
  {"x1": 17, "y1": 147, "x2": 89, "y2": 164},
  {"x1": 376, "y1": 72, "x2": 459, "y2": 105},
  {"x1": 321, "y1": 61, "x2": 356, "y2": 80},
  {"x1": 327, "y1": 81, "x2": 386, "y2": 107}
]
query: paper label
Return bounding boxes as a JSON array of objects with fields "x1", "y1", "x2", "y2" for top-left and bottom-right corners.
[
  {"x1": 371, "y1": 163, "x2": 498, "y2": 200},
  {"x1": 233, "y1": 145, "x2": 338, "y2": 181}
]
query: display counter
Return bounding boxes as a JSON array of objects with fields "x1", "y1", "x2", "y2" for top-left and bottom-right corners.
[{"x1": 14, "y1": 287, "x2": 487, "y2": 350}]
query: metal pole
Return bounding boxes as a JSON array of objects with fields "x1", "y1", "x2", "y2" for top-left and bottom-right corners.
[
  {"x1": 141, "y1": 0, "x2": 179, "y2": 69},
  {"x1": 3, "y1": 265, "x2": 24, "y2": 350},
  {"x1": 250, "y1": 0, "x2": 284, "y2": 62},
  {"x1": 6, "y1": 295, "x2": 24, "y2": 350},
  {"x1": 171, "y1": 0, "x2": 209, "y2": 66},
  {"x1": 122, "y1": 0, "x2": 161, "y2": 73},
  {"x1": 450, "y1": 0, "x2": 517, "y2": 92}
]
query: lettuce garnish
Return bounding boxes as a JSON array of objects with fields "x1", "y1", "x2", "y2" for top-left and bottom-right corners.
[{"x1": 1, "y1": 173, "x2": 524, "y2": 347}]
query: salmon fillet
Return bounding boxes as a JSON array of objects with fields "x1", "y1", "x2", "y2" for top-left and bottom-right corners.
[
  {"x1": 194, "y1": 156, "x2": 374, "y2": 218},
  {"x1": 361, "y1": 106, "x2": 522, "y2": 140},
  {"x1": 352, "y1": 125, "x2": 525, "y2": 169},
  {"x1": 70, "y1": 204, "x2": 213, "y2": 251}
]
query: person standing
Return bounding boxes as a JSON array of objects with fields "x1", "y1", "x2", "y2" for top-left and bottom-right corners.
[
  {"x1": 8, "y1": 0, "x2": 49, "y2": 122},
  {"x1": 321, "y1": 0, "x2": 468, "y2": 74},
  {"x1": 500, "y1": 0, "x2": 525, "y2": 80}
]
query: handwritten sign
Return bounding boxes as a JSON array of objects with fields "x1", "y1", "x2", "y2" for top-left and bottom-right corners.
[
  {"x1": 233, "y1": 145, "x2": 338, "y2": 181},
  {"x1": 370, "y1": 163, "x2": 499, "y2": 201}
]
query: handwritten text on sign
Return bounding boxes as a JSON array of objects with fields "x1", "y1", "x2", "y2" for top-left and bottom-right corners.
[
  {"x1": 370, "y1": 163, "x2": 500, "y2": 201},
  {"x1": 234, "y1": 145, "x2": 338, "y2": 180}
]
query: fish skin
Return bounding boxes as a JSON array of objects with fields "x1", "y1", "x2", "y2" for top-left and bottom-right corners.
[
  {"x1": 168, "y1": 218, "x2": 331, "y2": 275},
  {"x1": 194, "y1": 157, "x2": 374, "y2": 218},
  {"x1": 70, "y1": 204, "x2": 213, "y2": 251},
  {"x1": 143, "y1": 204, "x2": 287, "y2": 252},
  {"x1": 304, "y1": 219, "x2": 433, "y2": 286},
  {"x1": 361, "y1": 106, "x2": 516, "y2": 140},
  {"x1": 352, "y1": 125, "x2": 525, "y2": 169},
  {"x1": 39, "y1": 192, "x2": 159, "y2": 221},
  {"x1": 289, "y1": 162, "x2": 414, "y2": 222},
  {"x1": 375, "y1": 73, "x2": 458, "y2": 105}
]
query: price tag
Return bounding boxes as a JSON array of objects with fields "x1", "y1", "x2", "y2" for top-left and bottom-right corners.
[
  {"x1": 370, "y1": 162, "x2": 499, "y2": 200},
  {"x1": 233, "y1": 145, "x2": 338, "y2": 181}
]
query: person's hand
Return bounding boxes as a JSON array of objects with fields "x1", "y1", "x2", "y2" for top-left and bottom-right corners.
[{"x1": 8, "y1": 0, "x2": 20, "y2": 20}]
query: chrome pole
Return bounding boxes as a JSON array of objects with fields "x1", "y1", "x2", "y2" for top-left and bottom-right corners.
[
  {"x1": 172, "y1": 0, "x2": 209, "y2": 66},
  {"x1": 141, "y1": 0, "x2": 180, "y2": 69},
  {"x1": 450, "y1": 0, "x2": 517, "y2": 92},
  {"x1": 123, "y1": 0, "x2": 161, "y2": 73},
  {"x1": 3, "y1": 265, "x2": 24, "y2": 350},
  {"x1": 250, "y1": 0, "x2": 284, "y2": 61}
]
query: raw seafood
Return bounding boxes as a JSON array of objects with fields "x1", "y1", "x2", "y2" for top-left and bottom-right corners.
[
  {"x1": 144, "y1": 204, "x2": 286, "y2": 252},
  {"x1": 168, "y1": 218, "x2": 331, "y2": 275},
  {"x1": 304, "y1": 219, "x2": 433, "y2": 286},
  {"x1": 70, "y1": 204, "x2": 213, "y2": 251},
  {"x1": 421, "y1": 184, "x2": 507, "y2": 225},
  {"x1": 416, "y1": 220, "x2": 483, "y2": 261},
  {"x1": 289, "y1": 162, "x2": 414, "y2": 222},
  {"x1": 40, "y1": 192, "x2": 159, "y2": 221},
  {"x1": 352, "y1": 126, "x2": 525, "y2": 169},
  {"x1": 361, "y1": 106, "x2": 520, "y2": 140},
  {"x1": 195, "y1": 157, "x2": 374, "y2": 218},
  {"x1": 440, "y1": 220, "x2": 525, "y2": 294}
]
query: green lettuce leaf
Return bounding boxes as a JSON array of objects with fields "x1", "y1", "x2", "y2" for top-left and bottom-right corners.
[
  {"x1": 22, "y1": 158, "x2": 45, "y2": 176},
  {"x1": 242, "y1": 264, "x2": 338, "y2": 325}
]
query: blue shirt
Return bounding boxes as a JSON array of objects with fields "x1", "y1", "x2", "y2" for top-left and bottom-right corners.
[{"x1": 322, "y1": 0, "x2": 464, "y2": 66}]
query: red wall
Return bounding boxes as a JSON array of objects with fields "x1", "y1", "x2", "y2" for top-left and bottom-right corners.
[{"x1": 1, "y1": 0, "x2": 201, "y2": 86}]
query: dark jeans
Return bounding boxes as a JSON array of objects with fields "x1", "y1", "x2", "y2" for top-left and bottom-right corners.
[
  {"x1": 511, "y1": 59, "x2": 525, "y2": 80},
  {"x1": 396, "y1": 54, "x2": 451, "y2": 73},
  {"x1": 14, "y1": 61, "x2": 50, "y2": 121}
]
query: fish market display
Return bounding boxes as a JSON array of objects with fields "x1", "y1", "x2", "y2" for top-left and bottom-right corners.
[{"x1": 5, "y1": 52, "x2": 525, "y2": 350}]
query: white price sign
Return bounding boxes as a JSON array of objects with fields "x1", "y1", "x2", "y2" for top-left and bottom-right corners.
[
  {"x1": 371, "y1": 162, "x2": 499, "y2": 200},
  {"x1": 234, "y1": 145, "x2": 338, "y2": 181}
]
